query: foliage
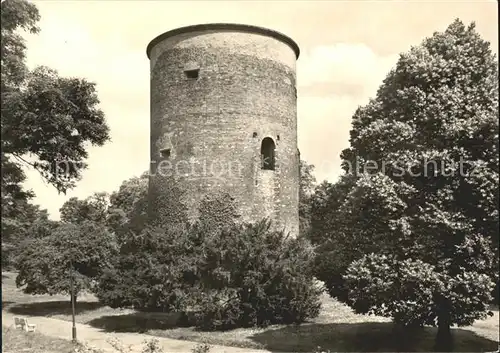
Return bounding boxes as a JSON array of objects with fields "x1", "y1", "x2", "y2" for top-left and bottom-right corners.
[
  {"x1": 95, "y1": 224, "x2": 194, "y2": 311},
  {"x1": 106, "y1": 157, "x2": 316, "y2": 239},
  {"x1": 299, "y1": 160, "x2": 316, "y2": 237},
  {"x1": 1, "y1": 0, "x2": 109, "y2": 271},
  {"x1": 197, "y1": 191, "x2": 241, "y2": 234},
  {"x1": 191, "y1": 343, "x2": 211, "y2": 353},
  {"x1": 97, "y1": 192, "x2": 322, "y2": 330},
  {"x1": 16, "y1": 221, "x2": 118, "y2": 297},
  {"x1": 59, "y1": 192, "x2": 110, "y2": 225},
  {"x1": 310, "y1": 19, "x2": 498, "y2": 350},
  {"x1": 107, "y1": 171, "x2": 149, "y2": 236},
  {"x1": 73, "y1": 338, "x2": 166, "y2": 353},
  {"x1": 187, "y1": 219, "x2": 322, "y2": 330},
  {"x1": 1, "y1": 201, "x2": 57, "y2": 269},
  {"x1": 73, "y1": 342, "x2": 105, "y2": 353},
  {"x1": 140, "y1": 339, "x2": 165, "y2": 353},
  {"x1": 344, "y1": 253, "x2": 494, "y2": 325}
]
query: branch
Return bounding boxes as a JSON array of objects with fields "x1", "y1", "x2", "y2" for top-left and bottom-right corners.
[
  {"x1": 11, "y1": 152, "x2": 52, "y2": 188},
  {"x1": 11, "y1": 152, "x2": 37, "y2": 169}
]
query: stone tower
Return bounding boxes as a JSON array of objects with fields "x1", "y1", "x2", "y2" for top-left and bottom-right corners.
[{"x1": 146, "y1": 23, "x2": 300, "y2": 237}]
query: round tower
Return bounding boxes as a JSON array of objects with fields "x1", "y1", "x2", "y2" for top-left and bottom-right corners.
[{"x1": 147, "y1": 23, "x2": 300, "y2": 236}]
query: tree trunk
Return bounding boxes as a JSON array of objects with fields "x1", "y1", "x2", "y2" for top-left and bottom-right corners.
[
  {"x1": 435, "y1": 309, "x2": 453, "y2": 352},
  {"x1": 392, "y1": 321, "x2": 423, "y2": 351},
  {"x1": 69, "y1": 293, "x2": 77, "y2": 306}
]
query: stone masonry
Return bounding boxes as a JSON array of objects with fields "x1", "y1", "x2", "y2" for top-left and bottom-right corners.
[{"x1": 147, "y1": 23, "x2": 300, "y2": 237}]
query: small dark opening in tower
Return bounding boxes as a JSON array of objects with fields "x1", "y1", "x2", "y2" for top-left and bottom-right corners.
[
  {"x1": 277, "y1": 134, "x2": 280, "y2": 141},
  {"x1": 260, "y1": 137, "x2": 276, "y2": 171},
  {"x1": 184, "y1": 69, "x2": 199, "y2": 79},
  {"x1": 160, "y1": 148, "x2": 171, "y2": 158},
  {"x1": 252, "y1": 132, "x2": 258, "y2": 138}
]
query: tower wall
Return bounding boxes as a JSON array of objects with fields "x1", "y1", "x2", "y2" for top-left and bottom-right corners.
[{"x1": 147, "y1": 24, "x2": 300, "y2": 236}]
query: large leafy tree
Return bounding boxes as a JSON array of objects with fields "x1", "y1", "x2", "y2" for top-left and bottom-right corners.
[
  {"x1": 311, "y1": 19, "x2": 498, "y2": 350},
  {"x1": 1, "y1": 0, "x2": 110, "y2": 201},
  {"x1": 1, "y1": 0, "x2": 110, "y2": 269}
]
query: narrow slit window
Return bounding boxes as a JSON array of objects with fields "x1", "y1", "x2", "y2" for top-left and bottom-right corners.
[
  {"x1": 160, "y1": 148, "x2": 171, "y2": 158},
  {"x1": 184, "y1": 69, "x2": 199, "y2": 79},
  {"x1": 260, "y1": 137, "x2": 276, "y2": 171},
  {"x1": 184, "y1": 61, "x2": 200, "y2": 79}
]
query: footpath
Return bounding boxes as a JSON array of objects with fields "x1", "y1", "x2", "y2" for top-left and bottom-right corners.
[{"x1": 2, "y1": 310, "x2": 270, "y2": 353}]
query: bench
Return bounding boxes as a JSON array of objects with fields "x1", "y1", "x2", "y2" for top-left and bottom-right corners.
[{"x1": 14, "y1": 317, "x2": 36, "y2": 332}]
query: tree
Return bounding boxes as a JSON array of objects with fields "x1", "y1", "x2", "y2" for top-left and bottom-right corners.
[
  {"x1": 16, "y1": 221, "x2": 118, "y2": 302},
  {"x1": 1, "y1": 0, "x2": 110, "y2": 270},
  {"x1": 299, "y1": 160, "x2": 316, "y2": 237},
  {"x1": 106, "y1": 172, "x2": 149, "y2": 237},
  {"x1": 1, "y1": 0, "x2": 110, "y2": 200},
  {"x1": 59, "y1": 192, "x2": 110, "y2": 225},
  {"x1": 311, "y1": 19, "x2": 498, "y2": 351}
]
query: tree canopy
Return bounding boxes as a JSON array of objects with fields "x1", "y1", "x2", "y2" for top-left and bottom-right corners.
[
  {"x1": 1, "y1": 0, "x2": 110, "y2": 270},
  {"x1": 1, "y1": 0, "x2": 110, "y2": 203},
  {"x1": 16, "y1": 221, "x2": 117, "y2": 298},
  {"x1": 310, "y1": 19, "x2": 498, "y2": 350}
]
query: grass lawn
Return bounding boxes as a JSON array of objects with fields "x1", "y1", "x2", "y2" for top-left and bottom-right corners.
[
  {"x1": 2, "y1": 325, "x2": 77, "y2": 353},
  {"x1": 3, "y1": 271, "x2": 499, "y2": 352}
]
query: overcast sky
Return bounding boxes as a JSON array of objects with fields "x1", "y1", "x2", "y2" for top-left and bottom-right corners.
[{"x1": 21, "y1": 0, "x2": 498, "y2": 219}]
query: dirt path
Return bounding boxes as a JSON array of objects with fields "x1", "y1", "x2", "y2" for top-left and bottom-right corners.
[{"x1": 2, "y1": 310, "x2": 269, "y2": 353}]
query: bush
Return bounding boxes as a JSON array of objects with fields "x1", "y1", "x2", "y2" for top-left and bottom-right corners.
[
  {"x1": 96, "y1": 224, "x2": 194, "y2": 312},
  {"x1": 97, "y1": 193, "x2": 322, "y2": 330},
  {"x1": 191, "y1": 343, "x2": 211, "y2": 353},
  {"x1": 186, "y1": 219, "x2": 322, "y2": 330}
]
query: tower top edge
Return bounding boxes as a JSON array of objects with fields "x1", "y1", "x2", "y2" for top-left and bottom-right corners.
[{"x1": 146, "y1": 23, "x2": 300, "y2": 60}]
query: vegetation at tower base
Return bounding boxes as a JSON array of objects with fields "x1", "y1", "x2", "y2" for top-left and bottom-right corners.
[
  {"x1": 96, "y1": 192, "x2": 321, "y2": 330},
  {"x1": 1, "y1": 0, "x2": 110, "y2": 268},
  {"x1": 15, "y1": 221, "x2": 118, "y2": 301},
  {"x1": 309, "y1": 19, "x2": 498, "y2": 351},
  {"x1": 197, "y1": 191, "x2": 241, "y2": 234},
  {"x1": 148, "y1": 175, "x2": 190, "y2": 230},
  {"x1": 60, "y1": 192, "x2": 110, "y2": 225},
  {"x1": 299, "y1": 160, "x2": 317, "y2": 237},
  {"x1": 187, "y1": 219, "x2": 322, "y2": 330},
  {"x1": 107, "y1": 171, "x2": 149, "y2": 237}
]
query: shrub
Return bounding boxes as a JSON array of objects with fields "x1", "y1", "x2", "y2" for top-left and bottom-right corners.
[
  {"x1": 96, "y1": 224, "x2": 194, "y2": 312},
  {"x1": 105, "y1": 337, "x2": 165, "y2": 353},
  {"x1": 191, "y1": 343, "x2": 211, "y2": 353},
  {"x1": 97, "y1": 192, "x2": 322, "y2": 330},
  {"x1": 188, "y1": 219, "x2": 322, "y2": 330},
  {"x1": 73, "y1": 342, "x2": 105, "y2": 353}
]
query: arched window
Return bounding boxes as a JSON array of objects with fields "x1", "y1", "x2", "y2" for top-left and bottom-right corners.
[{"x1": 260, "y1": 137, "x2": 276, "y2": 170}]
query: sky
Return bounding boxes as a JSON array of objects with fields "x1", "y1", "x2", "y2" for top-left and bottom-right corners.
[{"x1": 21, "y1": 0, "x2": 498, "y2": 220}]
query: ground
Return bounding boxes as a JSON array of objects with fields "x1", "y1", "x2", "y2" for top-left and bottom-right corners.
[
  {"x1": 2, "y1": 271, "x2": 499, "y2": 352},
  {"x1": 2, "y1": 325, "x2": 75, "y2": 353}
]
